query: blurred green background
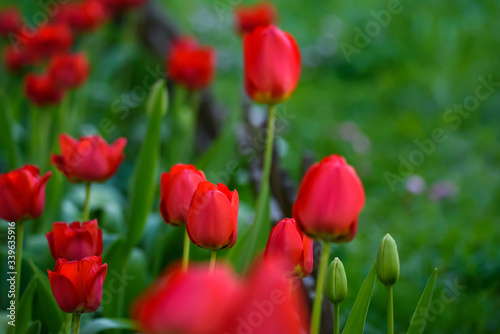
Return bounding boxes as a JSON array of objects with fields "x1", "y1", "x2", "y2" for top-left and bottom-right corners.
[{"x1": 1, "y1": 0, "x2": 500, "y2": 333}]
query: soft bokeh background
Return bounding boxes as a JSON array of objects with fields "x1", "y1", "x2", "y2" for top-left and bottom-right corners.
[{"x1": 1, "y1": 0, "x2": 500, "y2": 333}]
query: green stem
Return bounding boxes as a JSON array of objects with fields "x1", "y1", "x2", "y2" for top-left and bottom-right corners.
[
  {"x1": 64, "y1": 312, "x2": 72, "y2": 334},
  {"x1": 387, "y1": 286, "x2": 394, "y2": 334},
  {"x1": 72, "y1": 313, "x2": 81, "y2": 334},
  {"x1": 209, "y1": 250, "x2": 217, "y2": 274},
  {"x1": 39, "y1": 108, "x2": 53, "y2": 170},
  {"x1": 333, "y1": 303, "x2": 340, "y2": 334},
  {"x1": 311, "y1": 241, "x2": 331, "y2": 334},
  {"x1": 260, "y1": 104, "x2": 276, "y2": 200},
  {"x1": 82, "y1": 182, "x2": 92, "y2": 221},
  {"x1": 15, "y1": 221, "x2": 24, "y2": 320},
  {"x1": 182, "y1": 228, "x2": 190, "y2": 272}
]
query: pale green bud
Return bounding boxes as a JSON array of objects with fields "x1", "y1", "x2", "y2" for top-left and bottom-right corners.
[
  {"x1": 376, "y1": 233, "x2": 400, "y2": 287},
  {"x1": 325, "y1": 257, "x2": 348, "y2": 304}
]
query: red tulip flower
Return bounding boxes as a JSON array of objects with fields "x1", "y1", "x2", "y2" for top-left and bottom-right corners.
[
  {"x1": 24, "y1": 73, "x2": 66, "y2": 107},
  {"x1": 0, "y1": 165, "x2": 51, "y2": 222},
  {"x1": 132, "y1": 263, "x2": 240, "y2": 334},
  {"x1": 293, "y1": 154, "x2": 365, "y2": 242},
  {"x1": 0, "y1": 7, "x2": 22, "y2": 36},
  {"x1": 48, "y1": 53, "x2": 90, "y2": 89},
  {"x1": 160, "y1": 164, "x2": 206, "y2": 227},
  {"x1": 46, "y1": 220, "x2": 103, "y2": 261},
  {"x1": 186, "y1": 181, "x2": 238, "y2": 250},
  {"x1": 55, "y1": 0, "x2": 108, "y2": 33},
  {"x1": 234, "y1": 2, "x2": 276, "y2": 35},
  {"x1": 30, "y1": 24, "x2": 73, "y2": 58},
  {"x1": 48, "y1": 256, "x2": 107, "y2": 313},
  {"x1": 51, "y1": 134, "x2": 126, "y2": 183},
  {"x1": 102, "y1": 0, "x2": 147, "y2": 12},
  {"x1": 3, "y1": 45, "x2": 34, "y2": 72},
  {"x1": 264, "y1": 218, "x2": 313, "y2": 278},
  {"x1": 166, "y1": 37, "x2": 216, "y2": 91},
  {"x1": 244, "y1": 25, "x2": 301, "y2": 104}
]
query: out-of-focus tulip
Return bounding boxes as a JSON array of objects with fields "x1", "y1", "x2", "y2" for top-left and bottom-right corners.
[
  {"x1": 264, "y1": 218, "x2": 313, "y2": 278},
  {"x1": 0, "y1": 7, "x2": 22, "y2": 36},
  {"x1": 166, "y1": 37, "x2": 216, "y2": 90},
  {"x1": 51, "y1": 134, "x2": 126, "y2": 183},
  {"x1": 186, "y1": 181, "x2": 238, "y2": 250},
  {"x1": 159, "y1": 164, "x2": 206, "y2": 227},
  {"x1": 234, "y1": 2, "x2": 276, "y2": 35},
  {"x1": 46, "y1": 220, "x2": 103, "y2": 261},
  {"x1": 221, "y1": 256, "x2": 310, "y2": 334},
  {"x1": 293, "y1": 154, "x2": 365, "y2": 242},
  {"x1": 132, "y1": 263, "x2": 240, "y2": 334},
  {"x1": 0, "y1": 165, "x2": 51, "y2": 222},
  {"x1": 48, "y1": 256, "x2": 107, "y2": 313},
  {"x1": 24, "y1": 73, "x2": 66, "y2": 107},
  {"x1": 48, "y1": 53, "x2": 89, "y2": 89},
  {"x1": 3, "y1": 45, "x2": 33, "y2": 72},
  {"x1": 55, "y1": 0, "x2": 108, "y2": 33},
  {"x1": 243, "y1": 25, "x2": 301, "y2": 104},
  {"x1": 102, "y1": 0, "x2": 147, "y2": 12},
  {"x1": 30, "y1": 24, "x2": 72, "y2": 58}
]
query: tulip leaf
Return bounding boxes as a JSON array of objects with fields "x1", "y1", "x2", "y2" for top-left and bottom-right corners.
[
  {"x1": 28, "y1": 260, "x2": 65, "y2": 334},
  {"x1": 102, "y1": 238, "x2": 129, "y2": 319},
  {"x1": 123, "y1": 248, "x2": 149, "y2": 318},
  {"x1": 17, "y1": 276, "x2": 38, "y2": 334},
  {"x1": 0, "y1": 92, "x2": 20, "y2": 169},
  {"x1": 342, "y1": 265, "x2": 377, "y2": 334},
  {"x1": 408, "y1": 269, "x2": 438, "y2": 334},
  {"x1": 23, "y1": 320, "x2": 41, "y2": 334},
  {"x1": 80, "y1": 318, "x2": 139, "y2": 334},
  {"x1": 126, "y1": 79, "x2": 168, "y2": 249}
]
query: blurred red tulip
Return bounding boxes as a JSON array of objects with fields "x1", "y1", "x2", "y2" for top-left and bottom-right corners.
[
  {"x1": 0, "y1": 165, "x2": 51, "y2": 222},
  {"x1": 132, "y1": 263, "x2": 240, "y2": 334},
  {"x1": 24, "y1": 73, "x2": 66, "y2": 107},
  {"x1": 293, "y1": 154, "x2": 365, "y2": 242},
  {"x1": 30, "y1": 23, "x2": 73, "y2": 58},
  {"x1": 167, "y1": 37, "x2": 216, "y2": 90},
  {"x1": 55, "y1": 0, "x2": 108, "y2": 33},
  {"x1": 160, "y1": 164, "x2": 206, "y2": 227},
  {"x1": 244, "y1": 25, "x2": 301, "y2": 104},
  {"x1": 187, "y1": 181, "x2": 238, "y2": 250},
  {"x1": 3, "y1": 45, "x2": 34, "y2": 72},
  {"x1": 0, "y1": 7, "x2": 22, "y2": 36},
  {"x1": 46, "y1": 220, "x2": 103, "y2": 261},
  {"x1": 264, "y1": 218, "x2": 314, "y2": 278},
  {"x1": 234, "y1": 2, "x2": 276, "y2": 35},
  {"x1": 48, "y1": 256, "x2": 107, "y2": 313},
  {"x1": 102, "y1": 0, "x2": 147, "y2": 12},
  {"x1": 51, "y1": 134, "x2": 127, "y2": 183},
  {"x1": 48, "y1": 53, "x2": 90, "y2": 89}
]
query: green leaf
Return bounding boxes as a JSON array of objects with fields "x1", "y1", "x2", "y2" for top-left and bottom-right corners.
[
  {"x1": 0, "y1": 92, "x2": 20, "y2": 169},
  {"x1": 80, "y1": 318, "x2": 139, "y2": 334},
  {"x1": 102, "y1": 238, "x2": 129, "y2": 319},
  {"x1": 28, "y1": 260, "x2": 65, "y2": 334},
  {"x1": 23, "y1": 320, "x2": 41, "y2": 334},
  {"x1": 342, "y1": 266, "x2": 377, "y2": 334},
  {"x1": 126, "y1": 79, "x2": 168, "y2": 249},
  {"x1": 17, "y1": 277, "x2": 38, "y2": 334},
  {"x1": 123, "y1": 248, "x2": 149, "y2": 317},
  {"x1": 408, "y1": 269, "x2": 438, "y2": 334}
]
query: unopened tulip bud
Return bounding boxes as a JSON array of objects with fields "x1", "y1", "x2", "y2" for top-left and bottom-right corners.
[
  {"x1": 325, "y1": 257, "x2": 347, "y2": 304},
  {"x1": 376, "y1": 234, "x2": 400, "y2": 287}
]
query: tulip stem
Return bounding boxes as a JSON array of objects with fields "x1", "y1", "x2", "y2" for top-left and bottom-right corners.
[
  {"x1": 64, "y1": 313, "x2": 72, "y2": 334},
  {"x1": 72, "y1": 313, "x2": 81, "y2": 334},
  {"x1": 82, "y1": 182, "x2": 91, "y2": 221},
  {"x1": 182, "y1": 228, "x2": 190, "y2": 272},
  {"x1": 209, "y1": 250, "x2": 217, "y2": 274},
  {"x1": 387, "y1": 286, "x2": 394, "y2": 334},
  {"x1": 311, "y1": 241, "x2": 331, "y2": 334},
  {"x1": 333, "y1": 303, "x2": 340, "y2": 334},
  {"x1": 15, "y1": 221, "x2": 24, "y2": 320}
]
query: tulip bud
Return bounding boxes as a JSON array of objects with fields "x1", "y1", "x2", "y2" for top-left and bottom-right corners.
[
  {"x1": 325, "y1": 257, "x2": 348, "y2": 305},
  {"x1": 376, "y1": 234, "x2": 400, "y2": 287}
]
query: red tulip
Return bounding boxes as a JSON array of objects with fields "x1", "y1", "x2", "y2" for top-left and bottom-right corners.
[
  {"x1": 51, "y1": 134, "x2": 126, "y2": 183},
  {"x1": 46, "y1": 220, "x2": 103, "y2": 261},
  {"x1": 0, "y1": 165, "x2": 51, "y2": 222},
  {"x1": 48, "y1": 53, "x2": 90, "y2": 89},
  {"x1": 24, "y1": 73, "x2": 66, "y2": 106},
  {"x1": 3, "y1": 45, "x2": 34, "y2": 72},
  {"x1": 102, "y1": 0, "x2": 147, "y2": 12},
  {"x1": 132, "y1": 263, "x2": 240, "y2": 334},
  {"x1": 234, "y1": 2, "x2": 276, "y2": 35},
  {"x1": 55, "y1": 0, "x2": 108, "y2": 33},
  {"x1": 166, "y1": 37, "x2": 216, "y2": 90},
  {"x1": 264, "y1": 218, "x2": 313, "y2": 278},
  {"x1": 30, "y1": 23, "x2": 73, "y2": 58},
  {"x1": 186, "y1": 181, "x2": 238, "y2": 250},
  {"x1": 48, "y1": 256, "x2": 107, "y2": 313},
  {"x1": 244, "y1": 25, "x2": 301, "y2": 104},
  {"x1": 160, "y1": 164, "x2": 206, "y2": 227},
  {"x1": 293, "y1": 154, "x2": 365, "y2": 242},
  {"x1": 0, "y1": 7, "x2": 22, "y2": 36}
]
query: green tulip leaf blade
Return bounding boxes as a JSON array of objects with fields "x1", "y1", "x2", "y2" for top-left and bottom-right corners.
[
  {"x1": 80, "y1": 318, "x2": 139, "y2": 334},
  {"x1": 17, "y1": 276, "x2": 38, "y2": 334},
  {"x1": 408, "y1": 268, "x2": 438, "y2": 334},
  {"x1": 23, "y1": 320, "x2": 41, "y2": 334}
]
